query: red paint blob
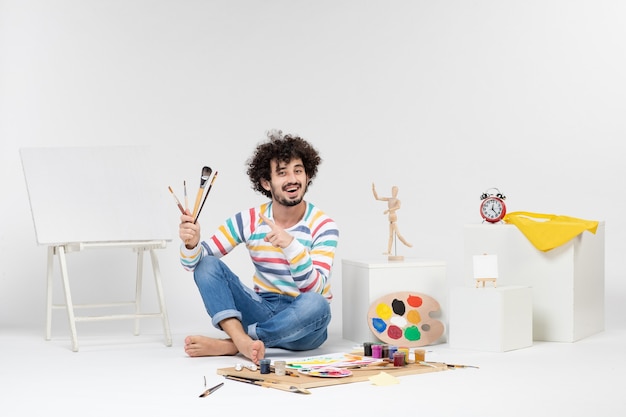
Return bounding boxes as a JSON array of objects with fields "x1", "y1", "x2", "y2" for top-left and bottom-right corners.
[
  {"x1": 387, "y1": 325, "x2": 403, "y2": 340},
  {"x1": 407, "y1": 295, "x2": 423, "y2": 308}
]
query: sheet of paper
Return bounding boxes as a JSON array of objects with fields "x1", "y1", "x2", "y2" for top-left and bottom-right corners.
[
  {"x1": 369, "y1": 371, "x2": 399, "y2": 386},
  {"x1": 287, "y1": 352, "x2": 380, "y2": 370}
]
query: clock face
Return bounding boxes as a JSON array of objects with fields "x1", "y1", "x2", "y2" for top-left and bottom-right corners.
[{"x1": 480, "y1": 197, "x2": 506, "y2": 223}]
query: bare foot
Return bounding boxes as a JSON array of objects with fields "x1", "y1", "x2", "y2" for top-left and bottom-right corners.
[
  {"x1": 184, "y1": 335, "x2": 266, "y2": 364},
  {"x1": 234, "y1": 339, "x2": 265, "y2": 365},
  {"x1": 184, "y1": 335, "x2": 238, "y2": 357}
]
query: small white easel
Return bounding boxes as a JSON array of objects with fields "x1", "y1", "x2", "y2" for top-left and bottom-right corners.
[
  {"x1": 473, "y1": 253, "x2": 498, "y2": 288},
  {"x1": 21, "y1": 146, "x2": 173, "y2": 352}
]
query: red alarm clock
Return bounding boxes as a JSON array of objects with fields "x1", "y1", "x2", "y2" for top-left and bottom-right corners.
[{"x1": 480, "y1": 188, "x2": 506, "y2": 223}]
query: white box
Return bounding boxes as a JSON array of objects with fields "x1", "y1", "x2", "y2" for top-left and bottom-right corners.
[
  {"x1": 449, "y1": 286, "x2": 533, "y2": 352},
  {"x1": 341, "y1": 258, "x2": 447, "y2": 344},
  {"x1": 464, "y1": 223, "x2": 605, "y2": 342}
]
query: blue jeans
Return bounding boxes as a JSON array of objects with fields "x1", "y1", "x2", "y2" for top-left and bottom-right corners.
[{"x1": 193, "y1": 256, "x2": 331, "y2": 351}]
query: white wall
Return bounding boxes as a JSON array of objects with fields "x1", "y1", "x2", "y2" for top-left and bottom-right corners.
[{"x1": 1, "y1": 0, "x2": 624, "y2": 339}]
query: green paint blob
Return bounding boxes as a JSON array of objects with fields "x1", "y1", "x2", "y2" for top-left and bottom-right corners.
[{"x1": 404, "y1": 325, "x2": 421, "y2": 341}]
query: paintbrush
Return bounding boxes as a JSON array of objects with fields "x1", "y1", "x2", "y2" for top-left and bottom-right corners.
[
  {"x1": 224, "y1": 375, "x2": 311, "y2": 394},
  {"x1": 199, "y1": 382, "x2": 224, "y2": 398},
  {"x1": 193, "y1": 171, "x2": 218, "y2": 224},
  {"x1": 445, "y1": 363, "x2": 480, "y2": 369},
  {"x1": 168, "y1": 186, "x2": 185, "y2": 214},
  {"x1": 347, "y1": 360, "x2": 394, "y2": 370},
  {"x1": 183, "y1": 180, "x2": 188, "y2": 212},
  {"x1": 191, "y1": 166, "x2": 212, "y2": 220},
  {"x1": 422, "y1": 361, "x2": 479, "y2": 369}
]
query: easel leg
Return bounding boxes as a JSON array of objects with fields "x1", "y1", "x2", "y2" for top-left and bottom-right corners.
[
  {"x1": 57, "y1": 245, "x2": 79, "y2": 352},
  {"x1": 134, "y1": 249, "x2": 144, "y2": 336},
  {"x1": 45, "y1": 246, "x2": 54, "y2": 341},
  {"x1": 150, "y1": 249, "x2": 172, "y2": 347}
]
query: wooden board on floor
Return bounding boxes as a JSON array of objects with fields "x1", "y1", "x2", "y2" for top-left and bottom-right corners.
[{"x1": 217, "y1": 361, "x2": 448, "y2": 390}]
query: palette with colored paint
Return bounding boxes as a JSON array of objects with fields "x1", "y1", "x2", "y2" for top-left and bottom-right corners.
[
  {"x1": 298, "y1": 367, "x2": 353, "y2": 378},
  {"x1": 367, "y1": 291, "x2": 444, "y2": 347}
]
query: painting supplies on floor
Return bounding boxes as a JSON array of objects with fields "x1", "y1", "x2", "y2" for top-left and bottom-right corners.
[{"x1": 217, "y1": 351, "x2": 474, "y2": 393}]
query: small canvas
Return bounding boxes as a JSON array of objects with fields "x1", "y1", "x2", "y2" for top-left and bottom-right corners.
[
  {"x1": 20, "y1": 145, "x2": 173, "y2": 245},
  {"x1": 473, "y1": 254, "x2": 498, "y2": 279}
]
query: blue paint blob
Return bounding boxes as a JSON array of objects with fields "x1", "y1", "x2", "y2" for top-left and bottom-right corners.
[{"x1": 372, "y1": 317, "x2": 387, "y2": 333}]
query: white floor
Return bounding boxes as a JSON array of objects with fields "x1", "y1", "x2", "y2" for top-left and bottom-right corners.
[{"x1": 2, "y1": 321, "x2": 625, "y2": 417}]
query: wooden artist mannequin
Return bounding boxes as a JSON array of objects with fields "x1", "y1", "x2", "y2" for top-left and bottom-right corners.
[{"x1": 372, "y1": 183, "x2": 412, "y2": 261}]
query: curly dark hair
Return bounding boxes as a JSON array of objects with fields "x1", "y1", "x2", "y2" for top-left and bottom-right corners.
[{"x1": 246, "y1": 129, "x2": 322, "y2": 199}]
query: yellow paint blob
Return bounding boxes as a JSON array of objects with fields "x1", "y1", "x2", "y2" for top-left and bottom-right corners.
[
  {"x1": 375, "y1": 303, "x2": 393, "y2": 320},
  {"x1": 406, "y1": 309, "x2": 421, "y2": 324}
]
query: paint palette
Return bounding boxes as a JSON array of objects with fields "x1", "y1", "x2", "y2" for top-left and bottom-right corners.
[{"x1": 367, "y1": 291, "x2": 444, "y2": 347}]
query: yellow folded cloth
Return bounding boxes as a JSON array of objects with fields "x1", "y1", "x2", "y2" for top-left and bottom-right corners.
[{"x1": 503, "y1": 211, "x2": 599, "y2": 252}]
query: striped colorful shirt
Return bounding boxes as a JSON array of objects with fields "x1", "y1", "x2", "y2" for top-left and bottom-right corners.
[{"x1": 180, "y1": 201, "x2": 339, "y2": 301}]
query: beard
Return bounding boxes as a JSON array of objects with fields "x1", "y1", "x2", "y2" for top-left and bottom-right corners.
[
  {"x1": 271, "y1": 182, "x2": 307, "y2": 207},
  {"x1": 276, "y1": 195, "x2": 303, "y2": 207}
]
